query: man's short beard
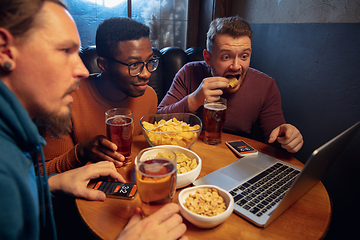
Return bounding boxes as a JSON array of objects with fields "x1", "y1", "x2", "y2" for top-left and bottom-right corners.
[{"x1": 33, "y1": 104, "x2": 72, "y2": 138}]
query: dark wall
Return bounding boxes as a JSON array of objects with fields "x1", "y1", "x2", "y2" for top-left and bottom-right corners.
[{"x1": 250, "y1": 23, "x2": 360, "y2": 239}]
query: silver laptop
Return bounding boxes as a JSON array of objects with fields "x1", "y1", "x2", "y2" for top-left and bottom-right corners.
[{"x1": 193, "y1": 121, "x2": 360, "y2": 227}]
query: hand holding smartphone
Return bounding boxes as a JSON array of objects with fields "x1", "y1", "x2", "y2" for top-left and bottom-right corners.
[
  {"x1": 93, "y1": 181, "x2": 137, "y2": 199},
  {"x1": 226, "y1": 140, "x2": 258, "y2": 157}
]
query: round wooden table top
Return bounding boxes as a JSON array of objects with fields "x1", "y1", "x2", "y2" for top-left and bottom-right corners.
[{"x1": 76, "y1": 133, "x2": 331, "y2": 240}]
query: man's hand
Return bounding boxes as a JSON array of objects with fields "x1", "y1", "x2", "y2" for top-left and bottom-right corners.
[
  {"x1": 268, "y1": 124, "x2": 304, "y2": 153},
  {"x1": 48, "y1": 161, "x2": 126, "y2": 201},
  {"x1": 117, "y1": 203, "x2": 188, "y2": 240},
  {"x1": 76, "y1": 135, "x2": 124, "y2": 167},
  {"x1": 188, "y1": 76, "x2": 229, "y2": 112}
]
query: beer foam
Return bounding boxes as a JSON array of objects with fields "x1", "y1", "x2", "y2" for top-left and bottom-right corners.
[
  {"x1": 144, "y1": 162, "x2": 164, "y2": 172},
  {"x1": 107, "y1": 115, "x2": 133, "y2": 126},
  {"x1": 204, "y1": 102, "x2": 227, "y2": 111}
]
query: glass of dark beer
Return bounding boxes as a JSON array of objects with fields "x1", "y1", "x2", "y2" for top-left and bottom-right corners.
[
  {"x1": 203, "y1": 98, "x2": 227, "y2": 145},
  {"x1": 105, "y1": 108, "x2": 134, "y2": 166}
]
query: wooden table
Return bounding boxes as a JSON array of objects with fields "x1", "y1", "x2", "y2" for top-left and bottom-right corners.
[{"x1": 76, "y1": 133, "x2": 332, "y2": 240}]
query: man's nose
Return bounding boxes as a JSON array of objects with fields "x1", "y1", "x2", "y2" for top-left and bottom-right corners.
[
  {"x1": 229, "y1": 57, "x2": 242, "y2": 72},
  {"x1": 138, "y1": 66, "x2": 151, "y2": 79},
  {"x1": 75, "y1": 55, "x2": 90, "y2": 79}
]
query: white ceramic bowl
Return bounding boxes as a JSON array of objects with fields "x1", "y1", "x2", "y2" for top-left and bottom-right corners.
[
  {"x1": 178, "y1": 185, "x2": 234, "y2": 228},
  {"x1": 140, "y1": 113, "x2": 202, "y2": 149},
  {"x1": 152, "y1": 145, "x2": 202, "y2": 189}
]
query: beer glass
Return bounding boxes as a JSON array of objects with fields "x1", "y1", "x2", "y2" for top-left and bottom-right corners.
[
  {"x1": 105, "y1": 108, "x2": 134, "y2": 166},
  {"x1": 203, "y1": 98, "x2": 227, "y2": 145},
  {"x1": 135, "y1": 147, "x2": 177, "y2": 217}
]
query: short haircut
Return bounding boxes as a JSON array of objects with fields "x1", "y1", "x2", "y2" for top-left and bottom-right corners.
[
  {"x1": 0, "y1": 0, "x2": 66, "y2": 39},
  {"x1": 206, "y1": 16, "x2": 253, "y2": 53},
  {"x1": 96, "y1": 17, "x2": 150, "y2": 58}
]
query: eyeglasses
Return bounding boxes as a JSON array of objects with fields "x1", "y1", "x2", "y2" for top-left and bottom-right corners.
[{"x1": 107, "y1": 56, "x2": 160, "y2": 77}]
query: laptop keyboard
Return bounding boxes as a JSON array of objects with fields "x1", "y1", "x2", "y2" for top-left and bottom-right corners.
[{"x1": 229, "y1": 162, "x2": 300, "y2": 217}]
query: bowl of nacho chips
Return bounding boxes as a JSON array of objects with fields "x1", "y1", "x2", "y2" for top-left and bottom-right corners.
[
  {"x1": 152, "y1": 145, "x2": 202, "y2": 189},
  {"x1": 140, "y1": 113, "x2": 202, "y2": 149}
]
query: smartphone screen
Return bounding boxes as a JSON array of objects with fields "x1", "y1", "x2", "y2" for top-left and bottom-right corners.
[
  {"x1": 93, "y1": 181, "x2": 137, "y2": 199},
  {"x1": 226, "y1": 140, "x2": 258, "y2": 157}
]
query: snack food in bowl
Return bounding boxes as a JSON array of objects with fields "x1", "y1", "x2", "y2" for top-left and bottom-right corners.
[
  {"x1": 140, "y1": 113, "x2": 202, "y2": 149},
  {"x1": 178, "y1": 185, "x2": 234, "y2": 228},
  {"x1": 152, "y1": 145, "x2": 202, "y2": 189}
]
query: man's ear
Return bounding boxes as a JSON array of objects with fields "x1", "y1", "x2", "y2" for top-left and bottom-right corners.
[
  {"x1": 97, "y1": 56, "x2": 108, "y2": 73},
  {"x1": 203, "y1": 49, "x2": 211, "y2": 66},
  {"x1": 0, "y1": 27, "x2": 16, "y2": 71}
]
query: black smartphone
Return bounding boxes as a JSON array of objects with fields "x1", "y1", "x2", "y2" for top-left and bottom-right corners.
[
  {"x1": 225, "y1": 140, "x2": 258, "y2": 157},
  {"x1": 93, "y1": 181, "x2": 137, "y2": 199}
]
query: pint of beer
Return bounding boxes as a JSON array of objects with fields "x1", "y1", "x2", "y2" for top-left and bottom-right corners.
[
  {"x1": 105, "y1": 108, "x2": 134, "y2": 166},
  {"x1": 203, "y1": 98, "x2": 227, "y2": 145},
  {"x1": 135, "y1": 147, "x2": 177, "y2": 217}
]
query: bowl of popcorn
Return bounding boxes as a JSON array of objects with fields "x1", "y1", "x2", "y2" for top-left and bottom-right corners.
[
  {"x1": 140, "y1": 113, "x2": 202, "y2": 149},
  {"x1": 178, "y1": 185, "x2": 234, "y2": 228},
  {"x1": 152, "y1": 145, "x2": 202, "y2": 189}
]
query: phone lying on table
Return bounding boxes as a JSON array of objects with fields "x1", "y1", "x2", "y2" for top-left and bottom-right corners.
[
  {"x1": 226, "y1": 140, "x2": 258, "y2": 157},
  {"x1": 93, "y1": 181, "x2": 137, "y2": 199}
]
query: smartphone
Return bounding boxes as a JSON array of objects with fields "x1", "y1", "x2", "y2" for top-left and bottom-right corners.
[
  {"x1": 93, "y1": 181, "x2": 137, "y2": 199},
  {"x1": 226, "y1": 140, "x2": 258, "y2": 157}
]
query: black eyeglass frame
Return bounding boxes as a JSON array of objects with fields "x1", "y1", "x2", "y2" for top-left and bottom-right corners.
[{"x1": 106, "y1": 56, "x2": 160, "y2": 77}]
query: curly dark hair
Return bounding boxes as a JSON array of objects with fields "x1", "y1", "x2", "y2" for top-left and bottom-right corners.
[
  {"x1": 96, "y1": 17, "x2": 150, "y2": 58},
  {"x1": 206, "y1": 16, "x2": 252, "y2": 53}
]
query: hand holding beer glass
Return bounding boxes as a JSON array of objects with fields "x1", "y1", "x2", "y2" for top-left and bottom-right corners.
[
  {"x1": 105, "y1": 108, "x2": 134, "y2": 166},
  {"x1": 203, "y1": 98, "x2": 227, "y2": 145},
  {"x1": 135, "y1": 147, "x2": 177, "y2": 217}
]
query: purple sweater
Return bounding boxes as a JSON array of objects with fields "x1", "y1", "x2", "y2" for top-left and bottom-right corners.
[{"x1": 157, "y1": 61, "x2": 286, "y2": 141}]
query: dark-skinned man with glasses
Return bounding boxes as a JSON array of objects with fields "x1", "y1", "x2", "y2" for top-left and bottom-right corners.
[{"x1": 40, "y1": 17, "x2": 159, "y2": 175}]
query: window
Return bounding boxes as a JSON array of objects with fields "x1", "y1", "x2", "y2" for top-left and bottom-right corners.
[{"x1": 65, "y1": 0, "x2": 188, "y2": 50}]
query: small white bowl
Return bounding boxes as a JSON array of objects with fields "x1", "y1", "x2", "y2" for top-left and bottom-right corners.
[
  {"x1": 178, "y1": 185, "x2": 234, "y2": 228},
  {"x1": 152, "y1": 145, "x2": 202, "y2": 189}
]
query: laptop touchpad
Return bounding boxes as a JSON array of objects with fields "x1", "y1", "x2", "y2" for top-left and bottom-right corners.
[{"x1": 220, "y1": 159, "x2": 261, "y2": 183}]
